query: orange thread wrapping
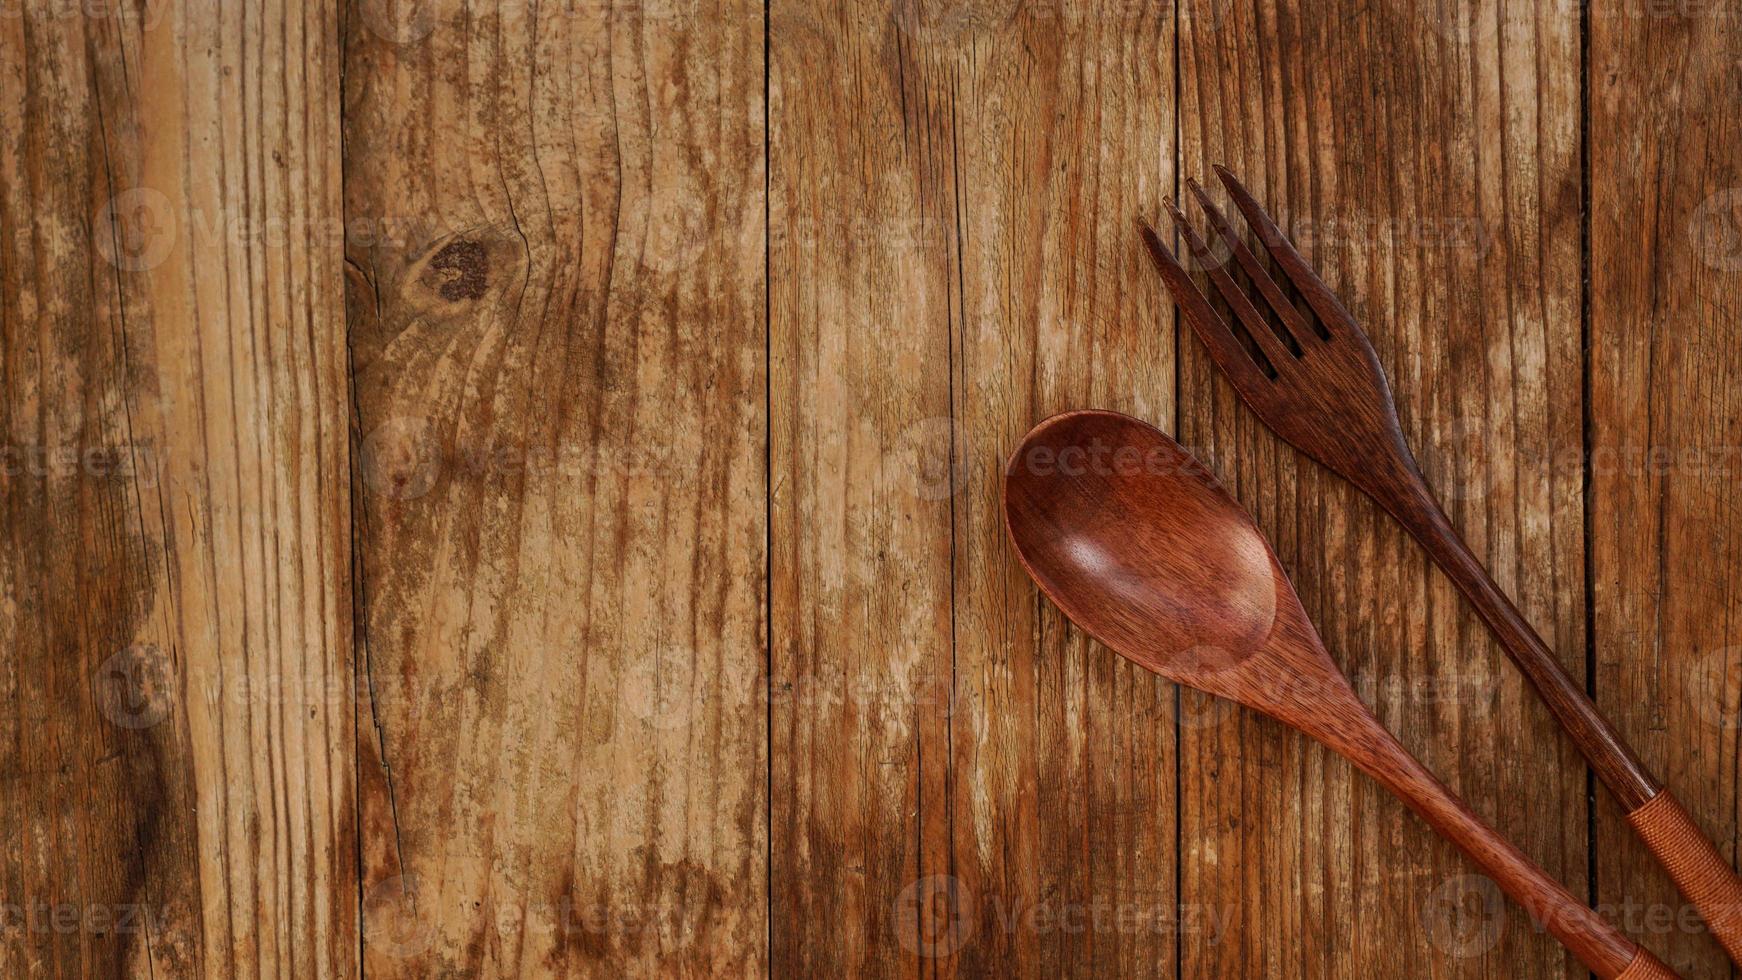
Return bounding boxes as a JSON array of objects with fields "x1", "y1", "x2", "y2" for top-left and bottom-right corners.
[
  {"x1": 1613, "y1": 947, "x2": 1678, "y2": 980},
  {"x1": 1628, "y1": 790, "x2": 1742, "y2": 965}
]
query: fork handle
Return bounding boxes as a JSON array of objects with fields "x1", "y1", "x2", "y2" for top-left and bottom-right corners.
[
  {"x1": 1384, "y1": 474, "x2": 1742, "y2": 967},
  {"x1": 1629, "y1": 791, "x2": 1742, "y2": 966},
  {"x1": 1382, "y1": 475, "x2": 1656, "y2": 803}
]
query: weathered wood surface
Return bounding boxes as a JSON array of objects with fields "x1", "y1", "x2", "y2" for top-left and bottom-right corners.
[
  {"x1": 1591, "y1": 5, "x2": 1742, "y2": 978},
  {"x1": 342, "y1": 0, "x2": 766, "y2": 975},
  {"x1": 1, "y1": 1, "x2": 355, "y2": 977},
  {"x1": 6, "y1": 0, "x2": 1742, "y2": 977},
  {"x1": 771, "y1": 1, "x2": 1171, "y2": 974}
]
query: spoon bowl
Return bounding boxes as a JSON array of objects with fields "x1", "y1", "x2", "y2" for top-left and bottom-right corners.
[{"x1": 1003, "y1": 410, "x2": 1278, "y2": 679}]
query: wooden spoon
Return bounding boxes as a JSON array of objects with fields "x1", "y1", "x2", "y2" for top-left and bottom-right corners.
[{"x1": 1002, "y1": 410, "x2": 1673, "y2": 979}]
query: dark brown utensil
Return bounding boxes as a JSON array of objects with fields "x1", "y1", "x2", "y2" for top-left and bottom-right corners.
[
  {"x1": 1142, "y1": 166, "x2": 1742, "y2": 967},
  {"x1": 1003, "y1": 410, "x2": 1673, "y2": 979}
]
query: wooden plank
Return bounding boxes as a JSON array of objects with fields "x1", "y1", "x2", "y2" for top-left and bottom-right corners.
[
  {"x1": 0, "y1": 2, "x2": 355, "y2": 978},
  {"x1": 945, "y1": 3, "x2": 1175, "y2": 975},
  {"x1": 341, "y1": 0, "x2": 766, "y2": 975},
  {"x1": 768, "y1": 2, "x2": 958, "y2": 971},
  {"x1": 1175, "y1": 1, "x2": 1586, "y2": 975},
  {"x1": 770, "y1": 0, "x2": 1172, "y2": 973},
  {"x1": 1590, "y1": 7, "x2": 1742, "y2": 976}
]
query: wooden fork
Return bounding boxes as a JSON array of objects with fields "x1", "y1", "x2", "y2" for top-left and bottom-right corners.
[{"x1": 1141, "y1": 166, "x2": 1742, "y2": 968}]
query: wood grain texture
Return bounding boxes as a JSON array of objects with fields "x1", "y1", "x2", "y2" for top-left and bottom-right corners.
[
  {"x1": 1175, "y1": 0, "x2": 1587, "y2": 975},
  {"x1": 770, "y1": 0, "x2": 1172, "y2": 974},
  {"x1": 8, "y1": 1, "x2": 1742, "y2": 977},
  {"x1": 1591, "y1": 4, "x2": 1742, "y2": 976},
  {"x1": 1, "y1": 1, "x2": 355, "y2": 977},
  {"x1": 945, "y1": 4, "x2": 1174, "y2": 976},
  {"x1": 342, "y1": 0, "x2": 766, "y2": 975},
  {"x1": 768, "y1": 2, "x2": 957, "y2": 971}
]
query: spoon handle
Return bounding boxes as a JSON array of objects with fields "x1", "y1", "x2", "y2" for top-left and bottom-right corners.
[
  {"x1": 1314, "y1": 700, "x2": 1674, "y2": 978},
  {"x1": 1384, "y1": 475, "x2": 1742, "y2": 966}
]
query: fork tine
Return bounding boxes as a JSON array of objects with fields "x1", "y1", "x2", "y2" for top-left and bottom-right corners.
[
  {"x1": 1185, "y1": 178, "x2": 1318, "y2": 347},
  {"x1": 1213, "y1": 165, "x2": 1363, "y2": 338},
  {"x1": 1161, "y1": 197, "x2": 1296, "y2": 371},
  {"x1": 1138, "y1": 218, "x2": 1274, "y2": 389}
]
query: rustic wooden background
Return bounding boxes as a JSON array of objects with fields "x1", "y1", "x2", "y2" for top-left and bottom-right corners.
[{"x1": 3, "y1": 0, "x2": 1740, "y2": 976}]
